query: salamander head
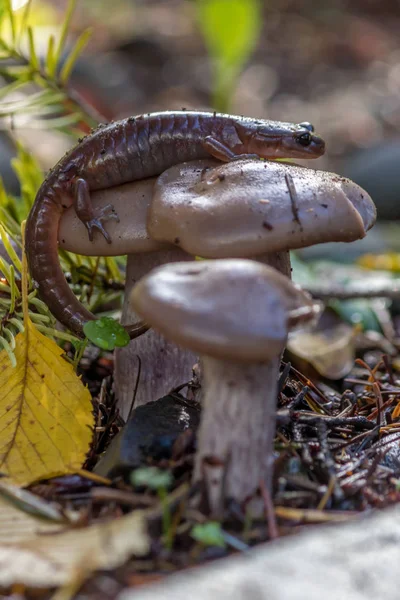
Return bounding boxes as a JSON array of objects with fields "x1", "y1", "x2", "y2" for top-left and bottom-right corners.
[{"x1": 234, "y1": 118, "x2": 325, "y2": 159}]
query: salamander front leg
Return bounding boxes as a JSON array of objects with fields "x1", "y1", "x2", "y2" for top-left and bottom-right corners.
[
  {"x1": 202, "y1": 136, "x2": 260, "y2": 162},
  {"x1": 74, "y1": 178, "x2": 119, "y2": 243}
]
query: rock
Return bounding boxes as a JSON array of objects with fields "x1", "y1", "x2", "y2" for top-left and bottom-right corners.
[
  {"x1": 118, "y1": 504, "x2": 400, "y2": 600},
  {"x1": 94, "y1": 394, "x2": 200, "y2": 478}
]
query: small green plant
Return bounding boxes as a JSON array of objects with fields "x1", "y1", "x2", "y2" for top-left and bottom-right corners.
[
  {"x1": 196, "y1": 0, "x2": 262, "y2": 112},
  {"x1": 131, "y1": 467, "x2": 174, "y2": 550},
  {"x1": 191, "y1": 521, "x2": 226, "y2": 548},
  {"x1": 83, "y1": 316, "x2": 130, "y2": 350}
]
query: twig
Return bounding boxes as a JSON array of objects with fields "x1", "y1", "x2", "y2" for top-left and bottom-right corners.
[
  {"x1": 259, "y1": 479, "x2": 279, "y2": 540},
  {"x1": 90, "y1": 487, "x2": 155, "y2": 507},
  {"x1": 274, "y1": 506, "x2": 356, "y2": 523},
  {"x1": 382, "y1": 354, "x2": 395, "y2": 385},
  {"x1": 305, "y1": 282, "x2": 400, "y2": 300},
  {"x1": 316, "y1": 475, "x2": 336, "y2": 511},
  {"x1": 373, "y1": 382, "x2": 385, "y2": 428},
  {"x1": 276, "y1": 410, "x2": 375, "y2": 430}
]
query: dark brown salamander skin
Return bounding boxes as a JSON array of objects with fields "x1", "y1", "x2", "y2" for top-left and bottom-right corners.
[{"x1": 25, "y1": 111, "x2": 325, "y2": 338}]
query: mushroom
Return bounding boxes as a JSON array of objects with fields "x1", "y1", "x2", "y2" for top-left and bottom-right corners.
[
  {"x1": 130, "y1": 258, "x2": 320, "y2": 513},
  {"x1": 59, "y1": 158, "x2": 376, "y2": 415},
  {"x1": 148, "y1": 158, "x2": 376, "y2": 277},
  {"x1": 59, "y1": 179, "x2": 196, "y2": 419}
]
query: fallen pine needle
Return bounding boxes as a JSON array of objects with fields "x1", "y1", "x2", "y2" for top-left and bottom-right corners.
[{"x1": 275, "y1": 506, "x2": 357, "y2": 523}]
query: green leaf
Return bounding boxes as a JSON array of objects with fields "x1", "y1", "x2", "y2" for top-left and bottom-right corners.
[
  {"x1": 0, "y1": 79, "x2": 28, "y2": 102},
  {"x1": 191, "y1": 522, "x2": 226, "y2": 548},
  {"x1": 0, "y1": 224, "x2": 22, "y2": 273},
  {"x1": 17, "y1": 0, "x2": 32, "y2": 46},
  {"x1": 329, "y1": 299, "x2": 381, "y2": 333},
  {"x1": 104, "y1": 255, "x2": 124, "y2": 282},
  {"x1": 0, "y1": 89, "x2": 65, "y2": 116},
  {"x1": 45, "y1": 35, "x2": 56, "y2": 78},
  {"x1": 0, "y1": 65, "x2": 31, "y2": 77},
  {"x1": 11, "y1": 142, "x2": 43, "y2": 214},
  {"x1": 8, "y1": 266, "x2": 17, "y2": 313},
  {"x1": 0, "y1": 334, "x2": 16, "y2": 368},
  {"x1": 83, "y1": 316, "x2": 130, "y2": 350},
  {"x1": 33, "y1": 112, "x2": 83, "y2": 129},
  {"x1": 60, "y1": 28, "x2": 92, "y2": 84},
  {"x1": 54, "y1": 0, "x2": 77, "y2": 67},
  {"x1": 197, "y1": 0, "x2": 262, "y2": 111},
  {"x1": 131, "y1": 467, "x2": 173, "y2": 491},
  {"x1": 0, "y1": 3, "x2": 6, "y2": 27},
  {"x1": 0, "y1": 256, "x2": 12, "y2": 281},
  {"x1": 5, "y1": 0, "x2": 16, "y2": 46},
  {"x1": 27, "y1": 26, "x2": 39, "y2": 71}
]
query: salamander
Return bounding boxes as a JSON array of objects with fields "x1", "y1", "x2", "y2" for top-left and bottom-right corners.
[{"x1": 25, "y1": 110, "x2": 325, "y2": 338}]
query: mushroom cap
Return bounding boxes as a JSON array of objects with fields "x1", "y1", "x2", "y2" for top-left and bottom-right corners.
[
  {"x1": 59, "y1": 178, "x2": 169, "y2": 256},
  {"x1": 148, "y1": 159, "x2": 376, "y2": 258},
  {"x1": 130, "y1": 259, "x2": 320, "y2": 363}
]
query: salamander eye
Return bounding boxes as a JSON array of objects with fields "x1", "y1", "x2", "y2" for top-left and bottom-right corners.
[
  {"x1": 299, "y1": 122, "x2": 314, "y2": 132},
  {"x1": 296, "y1": 132, "x2": 312, "y2": 146}
]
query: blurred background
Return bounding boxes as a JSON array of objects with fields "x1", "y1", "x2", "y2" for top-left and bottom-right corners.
[
  {"x1": 3, "y1": 0, "x2": 400, "y2": 376},
  {"x1": 2, "y1": 3, "x2": 400, "y2": 166},
  {"x1": 2, "y1": 0, "x2": 400, "y2": 235}
]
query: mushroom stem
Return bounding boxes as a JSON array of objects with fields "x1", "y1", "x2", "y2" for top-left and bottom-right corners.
[
  {"x1": 194, "y1": 356, "x2": 280, "y2": 515},
  {"x1": 115, "y1": 248, "x2": 197, "y2": 417},
  {"x1": 257, "y1": 251, "x2": 291, "y2": 278}
]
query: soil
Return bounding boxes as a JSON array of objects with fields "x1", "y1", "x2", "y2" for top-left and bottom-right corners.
[{"x1": 5, "y1": 341, "x2": 400, "y2": 599}]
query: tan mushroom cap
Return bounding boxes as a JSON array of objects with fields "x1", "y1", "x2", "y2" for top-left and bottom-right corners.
[
  {"x1": 58, "y1": 177, "x2": 169, "y2": 256},
  {"x1": 148, "y1": 159, "x2": 377, "y2": 258},
  {"x1": 130, "y1": 259, "x2": 320, "y2": 363}
]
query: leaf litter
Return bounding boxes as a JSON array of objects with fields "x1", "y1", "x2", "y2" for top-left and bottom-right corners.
[{"x1": 1, "y1": 345, "x2": 399, "y2": 597}]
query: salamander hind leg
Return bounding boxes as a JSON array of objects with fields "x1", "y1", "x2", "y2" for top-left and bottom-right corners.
[{"x1": 74, "y1": 177, "x2": 119, "y2": 243}]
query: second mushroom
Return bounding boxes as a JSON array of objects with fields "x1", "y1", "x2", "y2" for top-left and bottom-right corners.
[{"x1": 130, "y1": 258, "x2": 320, "y2": 514}]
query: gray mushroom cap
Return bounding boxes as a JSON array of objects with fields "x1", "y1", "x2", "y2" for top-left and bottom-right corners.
[
  {"x1": 130, "y1": 259, "x2": 320, "y2": 363},
  {"x1": 59, "y1": 178, "x2": 168, "y2": 255},
  {"x1": 58, "y1": 159, "x2": 376, "y2": 259},
  {"x1": 148, "y1": 159, "x2": 376, "y2": 258}
]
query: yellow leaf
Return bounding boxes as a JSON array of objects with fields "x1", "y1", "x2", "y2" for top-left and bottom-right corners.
[
  {"x1": 357, "y1": 252, "x2": 400, "y2": 272},
  {"x1": 0, "y1": 221, "x2": 94, "y2": 485},
  {"x1": 0, "y1": 318, "x2": 93, "y2": 485}
]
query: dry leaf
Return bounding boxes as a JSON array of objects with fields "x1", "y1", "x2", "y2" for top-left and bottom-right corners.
[
  {"x1": 0, "y1": 478, "x2": 67, "y2": 524},
  {"x1": 288, "y1": 323, "x2": 355, "y2": 379},
  {"x1": 0, "y1": 506, "x2": 149, "y2": 587},
  {"x1": 0, "y1": 492, "x2": 64, "y2": 545}
]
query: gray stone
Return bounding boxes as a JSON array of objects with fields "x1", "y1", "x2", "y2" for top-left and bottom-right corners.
[
  {"x1": 119, "y1": 505, "x2": 400, "y2": 599},
  {"x1": 95, "y1": 395, "x2": 200, "y2": 478}
]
